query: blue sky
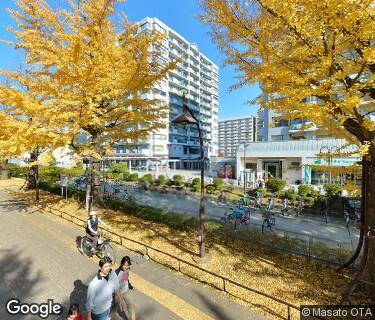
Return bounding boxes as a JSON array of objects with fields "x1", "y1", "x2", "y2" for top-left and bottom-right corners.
[{"x1": 0, "y1": 0, "x2": 260, "y2": 120}]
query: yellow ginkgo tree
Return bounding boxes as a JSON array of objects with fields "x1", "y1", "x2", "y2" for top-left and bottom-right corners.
[
  {"x1": 200, "y1": 0, "x2": 375, "y2": 301},
  {"x1": 1, "y1": 0, "x2": 176, "y2": 206}
]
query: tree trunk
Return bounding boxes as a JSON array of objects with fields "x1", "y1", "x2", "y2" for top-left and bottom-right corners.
[
  {"x1": 92, "y1": 159, "x2": 102, "y2": 207},
  {"x1": 0, "y1": 160, "x2": 10, "y2": 180},
  {"x1": 26, "y1": 149, "x2": 40, "y2": 202},
  {"x1": 341, "y1": 146, "x2": 375, "y2": 302}
]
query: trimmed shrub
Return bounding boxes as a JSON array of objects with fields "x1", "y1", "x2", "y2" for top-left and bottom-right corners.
[
  {"x1": 298, "y1": 185, "x2": 314, "y2": 198},
  {"x1": 213, "y1": 178, "x2": 224, "y2": 191},
  {"x1": 266, "y1": 178, "x2": 286, "y2": 194},
  {"x1": 224, "y1": 184, "x2": 234, "y2": 193},
  {"x1": 7, "y1": 163, "x2": 27, "y2": 178},
  {"x1": 63, "y1": 164, "x2": 85, "y2": 178},
  {"x1": 39, "y1": 165, "x2": 64, "y2": 183},
  {"x1": 324, "y1": 184, "x2": 342, "y2": 199},
  {"x1": 191, "y1": 178, "x2": 200, "y2": 192},
  {"x1": 103, "y1": 198, "x2": 198, "y2": 231},
  {"x1": 143, "y1": 174, "x2": 153, "y2": 184},
  {"x1": 155, "y1": 175, "x2": 166, "y2": 186},
  {"x1": 254, "y1": 187, "x2": 268, "y2": 198},
  {"x1": 281, "y1": 189, "x2": 297, "y2": 204},
  {"x1": 191, "y1": 178, "x2": 200, "y2": 186},
  {"x1": 127, "y1": 173, "x2": 139, "y2": 181},
  {"x1": 206, "y1": 184, "x2": 215, "y2": 194},
  {"x1": 172, "y1": 175, "x2": 184, "y2": 187},
  {"x1": 304, "y1": 196, "x2": 315, "y2": 208}
]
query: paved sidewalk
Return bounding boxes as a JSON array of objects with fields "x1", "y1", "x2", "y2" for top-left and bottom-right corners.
[{"x1": 0, "y1": 188, "x2": 268, "y2": 320}]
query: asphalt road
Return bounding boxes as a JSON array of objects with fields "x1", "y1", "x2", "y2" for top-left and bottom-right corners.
[{"x1": 0, "y1": 188, "x2": 267, "y2": 320}]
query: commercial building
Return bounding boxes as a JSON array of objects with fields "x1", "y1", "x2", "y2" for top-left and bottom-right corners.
[
  {"x1": 111, "y1": 17, "x2": 219, "y2": 171},
  {"x1": 218, "y1": 116, "x2": 257, "y2": 157},
  {"x1": 236, "y1": 139, "x2": 359, "y2": 187},
  {"x1": 238, "y1": 106, "x2": 358, "y2": 187}
]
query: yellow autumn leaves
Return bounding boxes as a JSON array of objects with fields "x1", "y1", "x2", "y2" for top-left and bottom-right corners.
[{"x1": 0, "y1": 0, "x2": 176, "y2": 163}]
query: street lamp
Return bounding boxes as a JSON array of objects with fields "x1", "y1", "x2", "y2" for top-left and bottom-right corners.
[{"x1": 172, "y1": 92, "x2": 206, "y2": 258}]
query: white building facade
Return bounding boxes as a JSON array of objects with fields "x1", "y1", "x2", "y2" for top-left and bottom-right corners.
[
  {"x1": 236, "y1": 139, "x2": 359, "y2": 187},
  {"x1": 112, "y1": 17, "x2": 219, "y2": 171}
]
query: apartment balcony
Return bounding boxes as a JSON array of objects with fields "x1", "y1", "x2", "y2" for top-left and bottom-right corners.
[{"x1": 289, "y1": 121, "x2": 318, "y2": 132}]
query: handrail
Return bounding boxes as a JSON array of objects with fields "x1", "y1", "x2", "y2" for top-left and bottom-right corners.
[{"x1": 8, "y1": 192, "x2": 300, "y2": 320}]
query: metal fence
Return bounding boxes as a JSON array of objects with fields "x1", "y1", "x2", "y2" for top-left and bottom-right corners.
[{"x1": 12, "y1": 192, "x2": 299, "y2": 320}]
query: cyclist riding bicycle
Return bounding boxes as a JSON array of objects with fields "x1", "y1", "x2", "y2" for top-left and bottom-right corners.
[
  {"x1": 86, "y1": 211, "x2": 107, "y2": 253},
  {"x1": 281, "y1": 198, "x2": 289, "y2": 216}
]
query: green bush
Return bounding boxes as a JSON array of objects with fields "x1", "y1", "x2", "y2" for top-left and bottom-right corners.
[
  {"x1": 254, "y1": 187, "x2": 268, "y2": 198},
  {"x1": 324, "y1": 184, "x2": 342, "y2": 199},
  {"x1": 155, "y1": 175, "x2": 166, "y2": 186},
  {"x1": 143, "y1": 173, "x2": 153, "y2": 184},
  {"x1": 106, "y1": 162, "x2": 128, "y2": 181},
  {"x1": 298, "y1": 185, "x2": 314, "y2": 198},
  {"x1": 213, "y1": 178, "x2": 224, "y2": 191},
  {"x1": 266, "y1": 178, "x2": 286, "y2": 194},
  {"x1": 39, "y1": 165, "x2": 64, "y2": 183},
  {"x1": 7, "y1": 163, "x2": 27, "y2": 178},
  {"x1": 304, "y1": 196, "x2": 315, "y2": 208},
  {"x1": 127, "y1": 173, "x2": 139, "y2": 181},
  {"x1": 281, "y1": 189, "x2": 297, "y2": 203},
  {"x1": 63, "y1": 164, "x2": 85, "y2": 177},
  {"x1": 191, "y1": 178, "x2": 201, "y2": 192},
  {"x1": 206, "y1": 184, "x2": 215, "y2": 194},
  {"x1": 224, "y1": 184, "x2": 234, "y2": 193},
  {"x1": 191, "y1": 178, "x2": 200, "y2": 186},
  {"x1": 39, "y1": 181, "x2": 85, "y2": 201},
  {"x1": 103, "y1": 198, "x2": 198, "y2": 231},
  {"x1": 172, "y1": 175, "x2": 184, "y2": 187}
]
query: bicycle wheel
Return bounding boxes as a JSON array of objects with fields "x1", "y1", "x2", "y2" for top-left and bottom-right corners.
[
  {"x1": 262, "y1": 220, "x2": 267, "y2": 233},
  {"x1": 103, "y1": 244, "x2": 116, "y2": 264},
  {"x1": 80, "y1": 237, "x2": 92, "y2": 256}
]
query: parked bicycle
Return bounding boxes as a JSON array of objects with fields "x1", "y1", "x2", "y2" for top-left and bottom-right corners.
[
  {"x1": 80, "y1": 229, "x2": 116, "y2": 263},
  {"x1": 103, "y1": 183, "x2": 132, "y2": 201},
  {"x1": 222, "y1": 205, "x2": 251, "y2": 228}
]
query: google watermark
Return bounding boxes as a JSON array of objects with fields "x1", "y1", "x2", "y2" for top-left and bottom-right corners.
[{"x1": 6, "y1": 299, "x2": 63, "y2": 319}]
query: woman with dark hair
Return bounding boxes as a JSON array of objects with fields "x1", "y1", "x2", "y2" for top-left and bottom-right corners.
[
  {"x1": 67, "y1": 303, "x2": 83, "y2": 320},
  {"x1": 115, "y1": 256, "x2": 136, "y2": 320}
]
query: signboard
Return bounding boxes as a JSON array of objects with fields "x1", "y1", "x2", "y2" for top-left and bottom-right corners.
[{"x1": 60, "y1": 175, "x2": 69, "y2": 187}]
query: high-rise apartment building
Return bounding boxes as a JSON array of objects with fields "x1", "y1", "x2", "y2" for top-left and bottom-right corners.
[
  {"x1": 218, "y1": 117, "x2": 257, "y2": 157},
  {"x1": 112, "y1": 17, "x2": 219, "y2": 170}
]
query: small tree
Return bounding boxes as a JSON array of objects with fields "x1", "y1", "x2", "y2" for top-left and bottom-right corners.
[
  {"x1": 324, "y1": 184, "x2": 343, "y2": 200},
  {"x1": 266, "y1": 178, "x2": 286, "y2": 194},
  {"x1": 191, "y1": 177, "x2": 200, "y2": 192},
  {"x1": 213, "y1": 177, "x2": 224, "y2": 191},
  {"x1": 173, "y1": 175, "x2": 184, "y2": 187},
  {"x1": 143, "y1": 174, "x2": 153, "y2": 185},
  {"x1": 155, "y1": 174, "x2": 166, "y2": 186}
]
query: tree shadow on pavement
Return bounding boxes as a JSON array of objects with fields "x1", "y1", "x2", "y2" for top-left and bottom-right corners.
[
  {"x1": 0, "y1": 199, "x2": 29, "y2": 213},
  {"x1": 0, "y1": 248, "x2": 44, "y2": 319}
]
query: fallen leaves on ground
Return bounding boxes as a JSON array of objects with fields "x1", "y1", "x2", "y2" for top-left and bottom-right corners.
[{"x1": 5, "y1": 186, "x2": 372, "y2": 320}]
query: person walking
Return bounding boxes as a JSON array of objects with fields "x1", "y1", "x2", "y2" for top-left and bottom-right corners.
[
  {"x1": 281, "y1": 198, "x2": 288, "y2": 216},
  {"x1": 267, "y1": 195, "x2": 274, "y2": 211},
  {"x1": 86, "y1": 257, "x2": 124, "y2": 320},
  {"x1": 115, "y1": 256, "x2": 136, "y2": 320}
]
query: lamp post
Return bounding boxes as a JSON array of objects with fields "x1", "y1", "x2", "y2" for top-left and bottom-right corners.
[{"x1": 172, "y1": 92, "x2": 206, "y2": 258}]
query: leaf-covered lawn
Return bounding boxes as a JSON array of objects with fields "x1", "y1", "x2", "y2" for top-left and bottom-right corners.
[{"x1": 6, "y1": 186, "x2": 371, "y2": 320}]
